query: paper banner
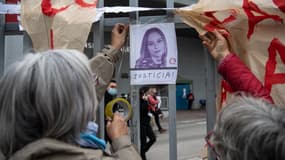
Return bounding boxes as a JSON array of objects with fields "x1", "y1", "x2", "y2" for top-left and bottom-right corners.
[
  {"x1": 20, "y1": 0, "x2": 98, "y2": 52},
  {"x1": 176, "y1": 0, "x2": 285, "y2": 108}
]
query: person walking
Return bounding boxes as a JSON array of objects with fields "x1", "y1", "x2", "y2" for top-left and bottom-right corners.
[
  {"x1": 140, "y1": 87, "x2": 156, "y2": 160},
  {"x1": 147, "y1": 87, "x2": 167, "y2": 133},
  {"x1": 187, "y1": 92, "x2": 194, "y2": 110}
]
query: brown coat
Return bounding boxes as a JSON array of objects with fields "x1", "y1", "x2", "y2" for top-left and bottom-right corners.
[
  {"x1": 89, "y1": 45, "x2": 122, "y2": 103},
  {"x1": 9, "y1": 136, "x2": 141, "y2": 160}
]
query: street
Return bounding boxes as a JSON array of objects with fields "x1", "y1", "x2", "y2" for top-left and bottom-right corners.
[{"x1": 147, "y1": 110, "x2": 207, "y2": 160}]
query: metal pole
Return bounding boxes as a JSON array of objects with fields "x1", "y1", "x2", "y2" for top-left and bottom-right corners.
[
  {"x1": 0, "y1": 0, "x2": 5, "y2": 76},
  {"x1": 166, "y1": 0, "x2": 177, "y2": 159},
  {"x1": 93, "y1": 2, "x2": 104, "y2": 55},
  {"x1": 204, "y1": 47, "x2": 217, "y2": 160},
  {"x1": 168, "y1": 84, "x2": 177, "y2": 160},
  {"x1": 130, "y1": 85, "x2": 140, "y2": 151},
  {"x1": 94, "y1": 0, "x2": 105, "y2": 139},
  {"x1": 129, "y1": 0, "x2": 140, "y2": 152}
]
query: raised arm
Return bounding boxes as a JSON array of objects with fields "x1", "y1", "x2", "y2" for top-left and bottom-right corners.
[
  {"x1": 200, "y1": 30, "x2": 274, "y2": 103},
  {"x1": 89, "y1": 23, "x2": 129, "y2": 103}
]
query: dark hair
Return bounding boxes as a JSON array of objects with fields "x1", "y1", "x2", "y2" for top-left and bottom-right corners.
[
  {"x1": 135, "y1": 27, "x2": 167, "y2": 69},
  {"x1": 110, "y1": 79, "x2": 117, "y2": 83},
  {"x1": 139, "y1": 86, "x2": 149, "y2": 97}
]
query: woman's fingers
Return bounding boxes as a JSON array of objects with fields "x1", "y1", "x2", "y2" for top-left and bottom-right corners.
[
  {"x1": 200, "y1": 30, "x2": 231, "y2": 61},
  {"x1": 205, "y1": 32, "x2": 216, "y2": 41},
  {"x1": 106, "y1": 112, "x2": 128, "y2": 140},
  {"x1": 199, "y1": 34, "x2": 211, "y2": 43},
  {"x1": 200, "y1": 35, "x2": 211, "y2": 48},
  {"x1": 200, "y1": 33, "x2": 216, "y2": 51},
  {"x1": 213, "y1": 30, "x2": 226, "y2": 42}
]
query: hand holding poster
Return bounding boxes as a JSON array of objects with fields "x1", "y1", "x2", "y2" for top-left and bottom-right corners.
[
  {"x1": 130, "y1": 23, "x2": 178, "y2": 85},
  {"x1": 176, "y1": 0, "x2": 285, "y2": 108}
]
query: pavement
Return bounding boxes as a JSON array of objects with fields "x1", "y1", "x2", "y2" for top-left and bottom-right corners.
[
  {"x1": 147, "y1": 109, "x2": 207, "y2": 160},
  {"x1": 160, "y1": 109, "x2": 206, "y2": 126},
  {"x1": 175, "y1": 109, "x2": 206, "y2": 122}
]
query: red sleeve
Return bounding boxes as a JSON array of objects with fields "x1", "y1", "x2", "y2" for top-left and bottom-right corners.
[
  {"x1": 218, "y1": 53, "x2": 274, "y2": 104},
  {"x1": 148, "y1": 96, "x2": 159, "y2": 105}
]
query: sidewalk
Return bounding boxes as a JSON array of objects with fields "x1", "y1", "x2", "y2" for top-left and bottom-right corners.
[
  {"x1": 161, "y1": 109, "x2": 206, "y2": 125},
  {"x1": 176, "y1": 109, "x2": 206, "y2": 122},
  {"x1": 148, "y1": 109, "x2": 207, "y2": 160}
]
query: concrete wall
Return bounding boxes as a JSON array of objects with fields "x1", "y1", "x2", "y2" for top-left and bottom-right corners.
[{"x1": 176, "y1": 36, "x2": 206, "y2": 109}]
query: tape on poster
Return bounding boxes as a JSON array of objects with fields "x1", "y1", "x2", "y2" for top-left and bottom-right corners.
[{"x1": 105, "y1": 98, "x2": 133, "y2": 121}]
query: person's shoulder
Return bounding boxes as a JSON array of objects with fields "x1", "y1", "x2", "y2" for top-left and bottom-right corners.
[{"x1": 9, "y1": 138, "x2": 104, "y2": 160}]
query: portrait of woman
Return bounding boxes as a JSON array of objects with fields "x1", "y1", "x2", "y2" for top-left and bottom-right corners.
[{"x1": 135, "y1": 27, "x2": 167, "y2": 69}]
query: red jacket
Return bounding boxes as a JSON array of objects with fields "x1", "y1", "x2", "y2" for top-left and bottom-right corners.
[
  {"x1": 148, "y1": 95, "x2": 159, "y2": 112},
  {"x1": 218, "y1": 53, "x2": 274, "y2": 104}
]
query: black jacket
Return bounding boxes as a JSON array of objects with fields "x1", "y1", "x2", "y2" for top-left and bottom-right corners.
[{"x1": 140, "y1": 98, "x2": 151, "y2": 126}]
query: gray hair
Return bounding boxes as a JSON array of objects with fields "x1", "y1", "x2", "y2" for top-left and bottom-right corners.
[
  {"x1": 212, "y1": 95, "x2": 285, "y2": 160},
  {"x1": 0, "y1": 49, "x2": 97, "y2": 157}
]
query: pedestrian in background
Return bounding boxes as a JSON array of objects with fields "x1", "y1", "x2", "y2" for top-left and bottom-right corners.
[
  {"x1": 140, "y1": 87, "x2": 156, "y2": 160},
  {"x1": 148, "y1": 87, "x2": 167, "y2": 133},
  {"x1": 187, "y1": 92, "x2": 195, "y2": 110}
]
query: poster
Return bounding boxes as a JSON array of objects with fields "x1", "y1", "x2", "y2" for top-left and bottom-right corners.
[{"x1": 130, "y1": 23, "x2": 178, "y2": 85}]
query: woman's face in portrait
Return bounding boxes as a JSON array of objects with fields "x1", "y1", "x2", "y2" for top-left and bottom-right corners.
[{"x1": 147, "y1": 32, "x2": 166, "y2": 64}]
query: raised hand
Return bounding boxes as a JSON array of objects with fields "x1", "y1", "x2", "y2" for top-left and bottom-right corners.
[
  {"x1": 200, "y1": 30, "x2": 231, "y2": 62},
  {"x1": 111, "y1": 23, "x2": 129, "y2": 50},
  {"x1": 106, "y1": 112, "x2": 128, "y2": 141}
]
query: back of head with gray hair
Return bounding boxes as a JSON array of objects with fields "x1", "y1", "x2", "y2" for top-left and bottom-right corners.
[
  {"x1": 0, "y1": 49, "x2": 97, "y2": 157},
  {"x1": 212, "y1": 95, "x2": 285, "y2": 160}
]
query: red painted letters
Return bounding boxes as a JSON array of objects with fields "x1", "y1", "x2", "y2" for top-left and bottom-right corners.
[
  {"x1": 243, "y1": 0, "x2": 283, "y2": 39},
  {"x1": 41, "y1": 0, "x2": 97, "y2": 17},
  {"x1": 204, "y1": 10, "x2": 236, "y2": 36},
  {"x1": 265, "y1": 38, "x2": 285, "y2": 92},
  {"x1": 273, "y1": 0, "x2": 285, "y2": 13},
  {"x1": 41, "y1": 0, "x2": 70, "y2": 17}
]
